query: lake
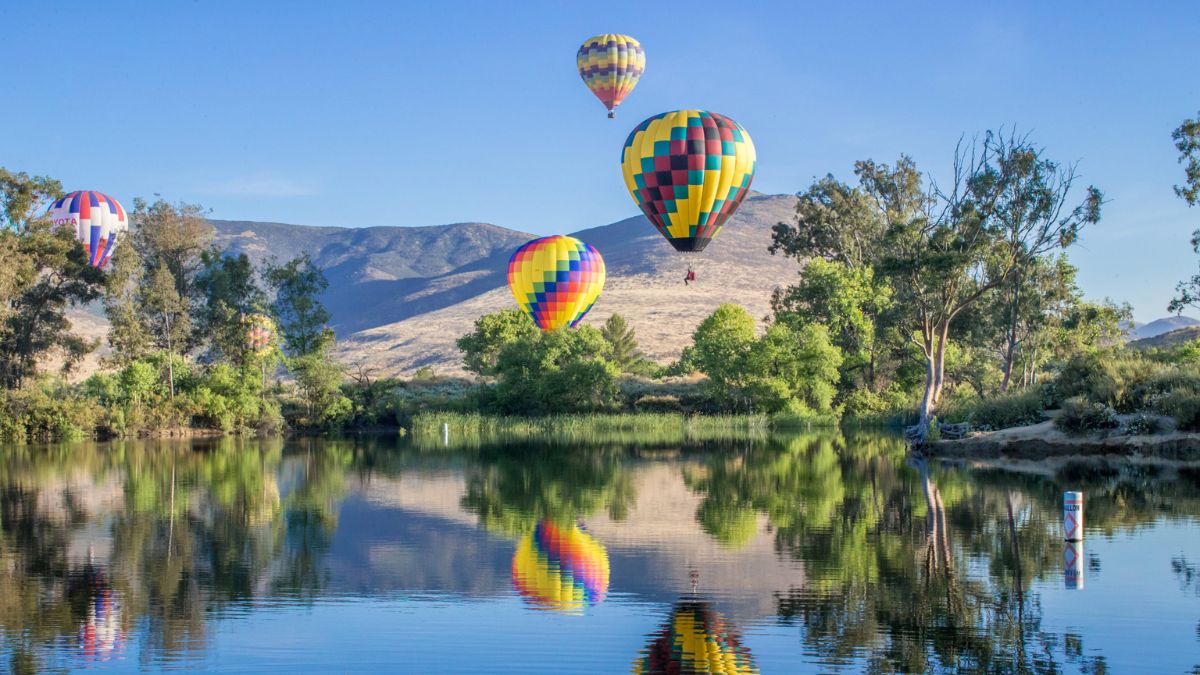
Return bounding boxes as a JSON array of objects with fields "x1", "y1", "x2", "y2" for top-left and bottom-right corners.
[{"x1": 1, "y1": 432, "x2": 1197, "y2": 673}]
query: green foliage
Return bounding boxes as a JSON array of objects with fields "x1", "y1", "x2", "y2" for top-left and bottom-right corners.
[
  {"x1": 1055, "y1": 351, "x2": 1159, "y2": 412},
  {"x1": 0, "y1": 168, "x2": 106, "y2": 388},
  {"x1": 772, "y1": 258, "x2": 895, "y2": 395},
  {"x1": 456, "y1": 311, "x2": 622, "y2": 415},
  {"x1": 265, "y1": 253, "x2": 333, "y2": 357},
  {"x1": 457, "y1": 308, "x2": 539, "y2": 377},
  {"x1": 490, "y1": 326, "x2": 620, "y2": 414},
  {"x1": 938, "y1": 387, "x2": 1048, "y2": 430},
  {"x1": 1157, "y1": 390, "x2": 1200, "y2": 432},
  {"x1": 288, "y1": 349, "x2": 352, "y2": 428},
  {"x1": 599, "y1": 313, "x2": 643, "y2": 372},
  {"x1": 194, "y1": 250, "x2": 267, "y2": 364},
  {"x1": 682, "y1": 304, "x2": 842, "y2": 414},
  {"x1": 1170, "y1": 112, "x2": 1200, "y2": 314},
  {"x1": 1055, "y1": 398, "x2": 1120, "y2": 434},
  {"x1": 1125, "y1": 413, "x2": 1161, "y2": 436},
  {"x1": 0, "y1": 378, "x2": 102, "y2": 442}
]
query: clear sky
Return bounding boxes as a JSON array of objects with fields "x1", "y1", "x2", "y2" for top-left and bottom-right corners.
[{"x1": 0, "y1": 1, "x2": 1196, "y2": 322}]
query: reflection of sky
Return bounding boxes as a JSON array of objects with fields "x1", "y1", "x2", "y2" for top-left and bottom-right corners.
[{"x1": 1038, "y1": 520, "x2": 1200, "y2": 674}]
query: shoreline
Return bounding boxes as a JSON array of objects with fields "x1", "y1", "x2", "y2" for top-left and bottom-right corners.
[{"x1": 923, "y1": 419, "x2": 1200, "y2": 462}]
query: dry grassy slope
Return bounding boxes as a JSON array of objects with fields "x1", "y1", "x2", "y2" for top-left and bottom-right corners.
[
  {"x1": 335, "y1": 192, "x2": 799, "y2": 375},
  {"x1": 60, "y1": 192, "x2": 799, "y2": 380}
]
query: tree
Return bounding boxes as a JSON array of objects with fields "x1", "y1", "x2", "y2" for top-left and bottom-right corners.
[
  {"x1": 457, "y1": 308, "x2": 539, "y2": 377},
  {"x1": 0, "y1": 169, "x2": 105, "y2": 388},
  {"x1": 290, "y1": 352, "x2": 352, "y2": 427},
  {"x1": 771, "y1": 258, "x2": 895, "y2": 394},
  {"x1": 102, "y1": 241, "x2": 151, "y2": 365},
  {"x1": 194, "y1": 250, "x2": 267, "y2": 364},
  {"x1": 491, "y1": 326, "x2": 619, "y2": 414},
  {"x1": 772, "y1": 133, "x2": 1102, "y2": 429},
  {"x1": 973, "y1": 255, "x2": 1077, "y2": 392},
  {"x1": 265, "y1": 254, "x2": 332, "y2": 357},
  {"x1": 143, "y1": 265, "x2": 189, "y2": 400},
  {"x1": 1169, "y1": 112, "x2": 1200, "y2": 313},
  {"x1": 599, "y1": 313, "x2": 645, "y2": 373},
  {"x1": 680, "y1": 303, "x2": 758, "y2": 406},
  {"x1": 769, "y1": 175, "x2": 887, "y2": 268},
  {"x1": 682, "y1": 303, "x2": 842, "y2": 414}
]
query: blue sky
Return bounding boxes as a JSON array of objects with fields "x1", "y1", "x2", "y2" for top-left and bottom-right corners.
[{"x1": 1, "y1": 1, "x2": 1196, "y2": 321}]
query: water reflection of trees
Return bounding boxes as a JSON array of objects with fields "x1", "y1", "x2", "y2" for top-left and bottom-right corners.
[
  {"x1": 679, "y1": 433, "x2": 1188, "y2": 672},
  {"x1": 459, "y1": 444, "x2": 636, "y2": 534},
  {"x1": 0, "y1": 438, "x2": 353, "y2": 672}
]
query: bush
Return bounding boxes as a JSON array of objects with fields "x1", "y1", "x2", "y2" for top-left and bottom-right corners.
[
  {"x1": 1125, "y1": 413, "x2": 1162, "y2": 436},
  {"x1": 1055, "y1": 352, "x2": 1160, "y2": 412},
  {"x1": 939, "y1": 387, "x2": 1047, "y2": 430},
  {"x1": 0, "y1": 380, "x2": 104, "y2": 442},
  {"x1": 1055, "y1": 397, "x2": 1120, "y2": 434},
  {"x1": 1157, "y1": 390, "x2": 1200, "y2": 431}
]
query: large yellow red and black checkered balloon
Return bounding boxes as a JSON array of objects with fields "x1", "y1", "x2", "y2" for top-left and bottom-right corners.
[
  {"x1": 633, "y1": 599, "x2": 759, "y2": 674},
  {"x1": 621, "y1": 110, "x2": 756, "y2": 253},
  {"x1": 507, "y1": 236, "x2": 605, "y2": 331},
  {"x1": 577, "y1": 34, "x2": 645, "y2": 118}
]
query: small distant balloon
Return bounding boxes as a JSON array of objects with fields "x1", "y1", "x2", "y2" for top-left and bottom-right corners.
[
  {"x1": 621, "y1": 110, "x2": 756, "y2": 253},
  {"x1": 577, "y1": 34, "x2": 645, "y2": 119},
  {"x1": 242, "y1": 313, "x2": 274, "y2": 355},
  {"x1": 46, "y1": 190, "x2": 128, "y2": 268},
  {"x1": 507, "y1": 236, "x2": 605, "y2": 331}
]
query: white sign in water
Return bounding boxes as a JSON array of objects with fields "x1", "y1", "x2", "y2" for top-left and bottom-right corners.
[
  {"x1": 1064, "y1": 539, "x2": 1084, "y2": 590},
  {"x1": 1064, "y1": 491, "x2": 1083, "y2": 541}
]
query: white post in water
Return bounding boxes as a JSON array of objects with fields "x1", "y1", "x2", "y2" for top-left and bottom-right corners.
[
  {"x1": 1064, "y1": 540, "x2": 1085, "y2": 590},
  {"x1": 1063, "y1": 491, "x2": 1083, "y2": 541},
  {"x1": 442, "y1": 422, "x2": 449, "y2": 446}
]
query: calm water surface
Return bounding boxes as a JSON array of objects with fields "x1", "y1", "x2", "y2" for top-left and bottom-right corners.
[{"x1": 1, "y1": 432, "x2": 1198, "y2": 673}]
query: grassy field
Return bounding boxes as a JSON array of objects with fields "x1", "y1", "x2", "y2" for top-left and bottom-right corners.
[{"x1": 406, "y1": 411, "x2": 838, "y2": 450}]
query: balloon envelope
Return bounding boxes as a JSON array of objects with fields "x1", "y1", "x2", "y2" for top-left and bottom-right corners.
[
  {"x1": 621, "y1": 110, "x2": 756, "y2": 253},
  {"x1": 243, "y1": 313, "x2": 274, "y2": 355},
  {"x1": 47, "y1": 190, "x2": 128, "y2": 268},
  {"x1": 511, "y1": 520, "x2": 610, "y2": 612},
  {"x1": 508, "y1": 236, "x2": 605, "y2": 331},
  {"x1": 634, "y1": 599, "x2": 758, "y2": 674},
  {"x1": 577, "y1": 34, "x2": 645, "y2": 118}
]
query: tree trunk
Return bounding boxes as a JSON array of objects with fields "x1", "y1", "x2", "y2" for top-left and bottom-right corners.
[
  {"x1": 165, "y1": 316, "x2": 175, "y2": 402},
  {"x1": 932, "y1": 321, "x2": 950, "y2": 407}
]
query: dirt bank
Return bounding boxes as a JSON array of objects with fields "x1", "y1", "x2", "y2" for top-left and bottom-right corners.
[{"x1": 924, "y1": 419, "x2": 1200, "y2": 462}]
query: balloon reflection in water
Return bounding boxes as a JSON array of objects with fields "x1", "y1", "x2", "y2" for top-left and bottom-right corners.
[
  {"x1": 68, "y1": 563, "x2": 124, "y2": 662},
  {"x1": 634, "y1": 599, "x2": 758, "y2": 675},
  {"x1": 511, "y1": 520, "x2": 610, "y2": 612}
]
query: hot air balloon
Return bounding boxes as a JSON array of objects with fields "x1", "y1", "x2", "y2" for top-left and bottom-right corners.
[
  {"x1": 633, "y1": 599, "x2": 758, "y2": 674},
  {"x1": 47, "y1": 190, "x2": 128, "y2": 268},
  {"x1": 577, "y1": 34, "x2": 645, "y2": 118},
  {"x1": 621, "y1": 110, "x2": 756, "y2": 253},
  {"x1": 242, "y1": 313, "x2": 274, "y2": 356},
  {"x1": 508, "y1": 236, "x2": 605, "y2": 331},
  {"x1": 511, "y1": 520, "x2": 610, "y2": 613}
]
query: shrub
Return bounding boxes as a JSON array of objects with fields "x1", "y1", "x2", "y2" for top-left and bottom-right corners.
[
  {"x1": 1055, "y1": 352, "x2": 1160, "y2": 412},
  {"x1": 939, "y1": 387, "x2": 1047, "y2": 430},
  {"x1": 1157, "y1": 390, "x2": 1200, "y2": 431},
  {"x1": 1055, "y1": 397, "x2": 1120, "y2": 434},
  {"x1": 1125, "y1": 413, "x2": 1162, "y2": 436}
]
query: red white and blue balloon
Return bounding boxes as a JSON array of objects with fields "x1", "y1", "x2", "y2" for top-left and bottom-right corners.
[{"x1": 47, "y1": 190, "x2": 128, "y2": 268}]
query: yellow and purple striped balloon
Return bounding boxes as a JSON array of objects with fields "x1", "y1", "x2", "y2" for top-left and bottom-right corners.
[
  {"x1": 507, "y1": 235, "x2": 605, "y2": 332},
  {"x1": 577, "y1": 34, "x2": 645, "y2": 118}
]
